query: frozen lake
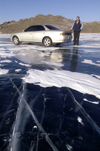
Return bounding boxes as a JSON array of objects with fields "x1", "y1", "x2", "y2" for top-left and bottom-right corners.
[{"x1": 0, "y1": 33, "x2": 100, "y2": 151}]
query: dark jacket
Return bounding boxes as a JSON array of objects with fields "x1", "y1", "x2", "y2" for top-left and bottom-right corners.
[{"x1": 71, "y1": 20, "x2": 83, "y2": 32}]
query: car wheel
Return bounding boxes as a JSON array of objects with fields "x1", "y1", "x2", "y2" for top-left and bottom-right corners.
[
  {"x1": 43, "y1": 37, "x2": 52, "y2": 47},
  {"x1": 13, "y1": 36, "x2": 20, "y2": 45}
]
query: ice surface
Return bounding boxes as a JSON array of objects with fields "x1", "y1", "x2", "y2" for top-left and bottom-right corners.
[
  {"x1": 0, "y1": 33, "x2": 100, "y2": 151},
  {"x1": 0, "y1": 33, "x2": 100, "y2": 98}
]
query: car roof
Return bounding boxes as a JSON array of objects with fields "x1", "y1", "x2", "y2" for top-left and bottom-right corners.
[{"x1": 27, "y1": 24, "x2": 55, "y2": 27}]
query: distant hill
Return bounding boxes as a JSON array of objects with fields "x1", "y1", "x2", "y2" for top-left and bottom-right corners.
[{"x1": 0, "y1": 14, "x2": 100, "y2": 34}]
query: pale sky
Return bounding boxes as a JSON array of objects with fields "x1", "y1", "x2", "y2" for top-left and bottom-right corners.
[{"x1": 0, "y1": 0, "x2": 100, "y2": 24}]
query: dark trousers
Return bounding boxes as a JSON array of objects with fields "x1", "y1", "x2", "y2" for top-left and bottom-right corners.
[{"x1": 74, "y1": 31, "x2": 80, "y2": 45}]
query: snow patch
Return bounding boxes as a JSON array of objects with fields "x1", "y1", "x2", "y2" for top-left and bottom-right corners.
[
  {"x1": 15, "y1": 69, "x2": 22, "y2": 72},
  {"x1": 77, "y1": 117, "x2": 84, "y2": 125},
  {"x1": 0, "y1": 68, "x2": 9, "y2": 75},
  {"x1": 0, "y1": 60, "x2": 12, "y2": 63},
  {"x1": 22, "y1": 69, "x2": 100, "y2": 99},
  {"x1": 83, "y1": 98, "x2": 99, "y2": 104},
  {"x1": 82, "y1": 59, "x2": 100, "y2": 67},
  {"x1": 19, "y1": 62, "x2": 31, "y2": 67}
]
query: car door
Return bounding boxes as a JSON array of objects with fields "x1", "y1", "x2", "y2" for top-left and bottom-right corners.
[
  {"x1": 20, "y1": 26, "x2": 36, "y2": 42},
  {"x1": 33, "y1": 25, "x2": 45, "y2": 42}
]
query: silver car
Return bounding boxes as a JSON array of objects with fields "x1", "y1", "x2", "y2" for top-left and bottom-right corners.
[{"x1": 11, "y1": 25, "x2": 72, "y2": 47}]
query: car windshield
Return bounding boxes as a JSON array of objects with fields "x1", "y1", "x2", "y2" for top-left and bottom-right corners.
[{"x1": 45, "y1": 25, "x2": 60, "y2": 30}]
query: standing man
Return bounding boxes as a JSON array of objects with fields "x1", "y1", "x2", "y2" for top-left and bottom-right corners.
[{"x1": 70, "y1": 16, "x2": 83, "y2": 45}]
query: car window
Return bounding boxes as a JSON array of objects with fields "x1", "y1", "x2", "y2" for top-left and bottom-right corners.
[
  {"x1": 45, "y1": 25, "x2": 60, "y2": 30},
  {"x1": 24, "y1": 26, "x2": 36, "y2": 32},
  {"x1": 36, "y1": 25, "x2": 45, "y2": 31}
]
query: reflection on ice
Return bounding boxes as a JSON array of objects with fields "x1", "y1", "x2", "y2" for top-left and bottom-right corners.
[
  {"x1": 14, "y1": 47, "x2": 80, "y2": 71},
  {"x1": 15, "y1": 49, "x2": 72, "y2": 68}
]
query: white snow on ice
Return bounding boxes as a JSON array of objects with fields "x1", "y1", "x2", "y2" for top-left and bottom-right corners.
[
  {"x1": 15, "y1": 69, "x2": 22, "y2": 72},
  {"x1": 0, "y1": 68, "x2": 9, "y2": 75},
  {"x1": 19, "y1": 62, "x2": 31, "y2": 67},
  {"x1": 83, "y1": 98, "x2": 99, "y2": 104},
  {"x1": 0, "y1": 60, "x2": 12, "y2": 63},
  {"x1": 82, "y1": 59, "x2": 100, "y2": 67},
  {"x1": 22, "y1": 69, "x2": 100, "y2": 99},
  {"x1": 77, "y1": 117, "x2": 84, "y2": 125}
]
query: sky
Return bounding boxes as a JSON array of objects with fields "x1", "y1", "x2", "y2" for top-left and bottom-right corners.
[{"x1": 0, "y1": 0, "x2": 100, "y2": 24}]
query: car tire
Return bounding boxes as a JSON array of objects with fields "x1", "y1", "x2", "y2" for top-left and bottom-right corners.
[
  {"x1": 43, "y1": 37, "x2": 52, "y2": 47},
  {"x1": 13, "y1": 36, "x2": 20, "y2": 45}
]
